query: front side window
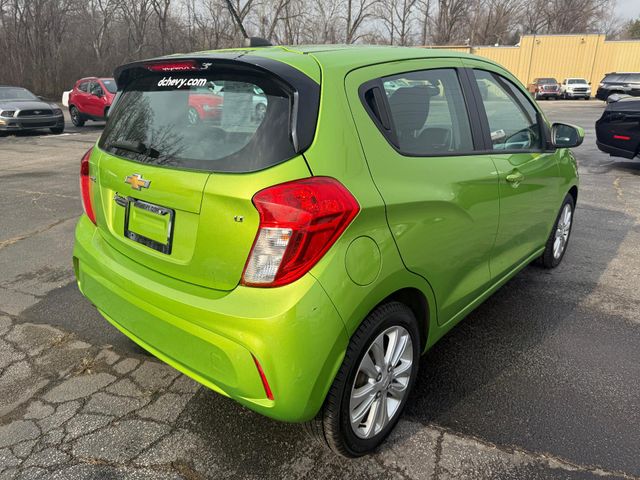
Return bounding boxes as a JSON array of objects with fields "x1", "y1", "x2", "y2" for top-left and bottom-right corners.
[
  {"x1": 380, "y1": 69, "x2": 474, "y2": 155},
  {"x1": 473, "y1": 70, "x2": 543, "y2": 151},
  {"x1": 99, "y1": 71, "x2": 295, "y2": 172},
  {"x1": 78, "y1": 82, "x2": 89, "y2": 93}
]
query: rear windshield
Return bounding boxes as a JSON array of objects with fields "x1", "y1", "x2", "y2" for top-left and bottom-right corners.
[{"x1": 98, "y1": 71, "x2": 295, "y2": 172}]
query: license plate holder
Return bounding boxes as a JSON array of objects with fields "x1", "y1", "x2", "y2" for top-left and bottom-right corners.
[{"x1": 123, "y1": 198, "x2": 174, "y2": 254}]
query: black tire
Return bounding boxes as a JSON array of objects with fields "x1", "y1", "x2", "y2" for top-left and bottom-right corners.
[
  {"x1": 104, "y1": 107, "x2": 110, "y2": 119},
  {"x1": 305, "y1": 301, "x2": 420, "y2": 457},
  {"x1": 538, "y1": 194, "x2": 575, "y2": 269},
  {"x1": 70, "y1": 106, "x2": 84, "y2": 127},
  {"x1": 50, "y1": 125, "x2": 64, "y2": 134}
]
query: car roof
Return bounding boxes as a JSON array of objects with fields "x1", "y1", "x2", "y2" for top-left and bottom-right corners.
[{"x1": 179, "y1": 44, "x2": 502, "y2": 80}]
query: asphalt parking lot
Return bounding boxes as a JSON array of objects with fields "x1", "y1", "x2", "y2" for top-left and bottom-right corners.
[{"x1": 1, "y1": 101, "x2": 639, "y2": 480}]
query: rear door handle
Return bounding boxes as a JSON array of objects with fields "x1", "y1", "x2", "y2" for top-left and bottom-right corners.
[{"x1": 506, "y1": 170, "x2": 525, "y2": 185}]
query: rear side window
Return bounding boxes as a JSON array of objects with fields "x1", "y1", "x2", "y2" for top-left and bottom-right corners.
[
  {"x1": 473, "y1": 70, "x2": 542, "y2": 151},
  {"x1": 99, "y1": 72, "x2": 295, "y2": 172},
  {"x1": 102, "y1": 79, "x2": 117, "y2": 93},
  {"x1": 379, "y1": 69, "x2": 474, "y2": 155}
]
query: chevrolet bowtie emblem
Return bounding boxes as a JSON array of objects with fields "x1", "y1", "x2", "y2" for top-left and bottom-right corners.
[{"x1": 124, "y1": 174, "x2": 150, "y2": 190}]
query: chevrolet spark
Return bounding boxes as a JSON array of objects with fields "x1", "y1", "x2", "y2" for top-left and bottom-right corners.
[{"x1": 73, "y1": 46, "x2": 582, "y2": 457}]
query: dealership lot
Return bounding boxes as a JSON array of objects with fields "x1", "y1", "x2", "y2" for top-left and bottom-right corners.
[{"x1": 0, "y1": 102, "x2": 639, "y2": 479}]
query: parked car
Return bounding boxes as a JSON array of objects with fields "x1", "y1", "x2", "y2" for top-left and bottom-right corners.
[
  {"x1": 595, "y1": 72, "x2": 640, "y2": 101},
  {"x1": 596, "y1": 96, "x2": 640, "y2": 159},
  {"x1": 527, "y1": 77, "x2": 561, "y2": 100},
  {"x1": 0, "y1": 85, "x2": 64, "y2": 135},
  {"x1": 186, "y1": 83, "x2": 224, "y2": 124},
  {"x1": 205, "y1": 82, "x2": 268, "y2": 123},
  {"x1": 68, "y1": 77, "x2": 117, "y2": 127},
  {"x1": 560, "y1": 78, "x2": 591, "y2": 99},
  {"x1": 73, "y1": 47, "x2": 582, "y2": 457}
]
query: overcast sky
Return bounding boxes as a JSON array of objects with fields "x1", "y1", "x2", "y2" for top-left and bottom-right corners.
[{"x1": 616, "y1": 0, "x2": 640, "y2": 20}]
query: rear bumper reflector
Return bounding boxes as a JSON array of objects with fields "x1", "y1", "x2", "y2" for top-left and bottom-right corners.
[{"x1": 252, "y1": 354, "x2": 274, "y2": 400}]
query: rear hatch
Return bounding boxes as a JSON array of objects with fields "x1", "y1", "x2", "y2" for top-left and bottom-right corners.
[{"x1": 93, "y1": 55, "x2": 320, "y2": 291}]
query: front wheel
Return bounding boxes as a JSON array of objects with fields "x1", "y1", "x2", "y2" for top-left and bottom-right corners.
[
  {"x1": 50, "y1": 125, "x2": 64, "y2": 134},
  {"x1": 305, "y1": 301, "x2": 420, "y2": 457},
  {"x1": 538, "y1": 194, "x2": 575, "y2": 268}
]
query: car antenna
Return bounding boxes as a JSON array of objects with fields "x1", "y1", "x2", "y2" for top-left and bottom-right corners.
[{"x1": 223, "y1": 0, "x2": 272, "y2": 48}]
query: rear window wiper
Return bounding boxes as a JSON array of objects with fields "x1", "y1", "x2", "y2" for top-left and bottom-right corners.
[{"x1": 108, "y1": 140, "x2": 160, "y2": 158}]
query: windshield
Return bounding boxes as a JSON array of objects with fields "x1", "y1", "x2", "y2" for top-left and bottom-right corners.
[
  {"x1": 0, "y1": 87, "x2": 38, "y2": 101},
  {"x1": 102, "y1": 79, "x2": 117, "y2": 94},
  {"x1": 568, "y1": 79, "x2": 587, "y2": 84},
  {"x1": 99, "y1": 71, "x2": 295, "y2": 173},
  {"x1": 539, "y1": 78, "x2": 557, "y2": 84}
]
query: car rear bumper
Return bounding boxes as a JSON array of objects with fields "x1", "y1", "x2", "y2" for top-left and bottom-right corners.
[
  {"x1": 596, "y1": 140, "x2": 636, "y2": 159},
  {"x1": 73, "y1": 215, "x2": 349, "y2": 422},
  {"x1": 0, "y1": 114, "x2": 63, "y2": 131}
]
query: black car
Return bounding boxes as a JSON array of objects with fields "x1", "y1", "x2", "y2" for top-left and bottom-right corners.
[
  {"x1": 596, "y1": 97, "x2": 640, "y2": 159},
  {"x1": 0, "y1": 85, "x2": 65, "y2": 135},
  {"x1": 595, "y1": 73, "x2": 640, "y2": 101}
]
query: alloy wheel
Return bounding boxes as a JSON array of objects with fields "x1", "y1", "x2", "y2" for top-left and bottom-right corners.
[
  {"x1": 553, "y1": 203, "x2": 573, "y2": 259},
  {"x1": 187, "y1": 107, "x2": 200, "y2": 125},
  {"x1": 349, "y1": 326, "x2": 413, "y2": 439}
]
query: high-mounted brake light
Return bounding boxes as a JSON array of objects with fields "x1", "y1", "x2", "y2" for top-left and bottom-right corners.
[
  {"x1": 145, "y1": 60, "x2": 199, "y2": 72},
  {"x1": 613, "y1": 134, "x2": 631, "y2": 141},
  {"x1": 241, "y1": 177, "x2": 359, "y2": 287},
  {"x1": 80, "y1": 147, "x2": 97, "y2": 225}
]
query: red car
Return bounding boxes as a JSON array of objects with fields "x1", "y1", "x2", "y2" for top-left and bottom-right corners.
[
  {"x1": 187, "y1": 88, "x2": 223, "y2": 124},
  {"x1": 68, "y1": 77, "x2": 116, "y2": 127}
]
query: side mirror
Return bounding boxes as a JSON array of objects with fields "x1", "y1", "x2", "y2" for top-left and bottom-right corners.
[{"x1": 551, "y1": 123, "x2": 584, "y2": 148}]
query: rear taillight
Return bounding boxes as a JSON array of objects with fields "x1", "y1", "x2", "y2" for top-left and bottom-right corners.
[
  {"x1": 241, "y1": 177, "x2": 359, "y2": 287},
  {"x1": 80, "y1": 147, "x2": 96, "y2": 225}
]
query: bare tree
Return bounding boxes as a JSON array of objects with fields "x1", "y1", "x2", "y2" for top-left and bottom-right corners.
[
  {"x1": 344, "y1": 0, "x2": 378, "y2": 43},
  {"x1": 431, "y1": 0, "x2": 468, "y2": 44}
]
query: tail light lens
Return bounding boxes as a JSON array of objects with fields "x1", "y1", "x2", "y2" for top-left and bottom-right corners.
[
  {"x1": 80, "y1": 147, "x2": 97, "y2": 225},
  {"x1": 242, "y1": 177, "x2": 359, "y2": 287}
]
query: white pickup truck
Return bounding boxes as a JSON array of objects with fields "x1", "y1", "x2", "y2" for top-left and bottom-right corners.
[{"x1": 560, "y1": 78, "x2": 591, "y2": 100}]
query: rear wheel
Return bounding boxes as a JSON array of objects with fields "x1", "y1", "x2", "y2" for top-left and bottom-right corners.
[
  {"x1": 305, "y1": 301, "x2": 420, "y2": 457},
  {"x1": 70, "y1": 106, "x2": 84, "y2": 127},
  {"x1": 538, "y1": 194, "x2": 575, "y2": 269}
]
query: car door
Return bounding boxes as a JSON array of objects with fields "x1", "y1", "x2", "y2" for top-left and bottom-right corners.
[
  {"x1": 346, "y1": 60, "x2": 500, "y2": 326},
  {"x1": 464, "y1": 63, "x2": 564, "y2": 279},
  {"x1": 75, "y1": 81, "x2": 89, "y2": 113},
  {"x1": 86, "y1": 82, "x2": 104, "y2": 117}
]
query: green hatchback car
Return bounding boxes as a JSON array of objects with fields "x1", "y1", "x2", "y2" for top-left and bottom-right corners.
[{"x1": 73, "y1": 46, "x2": 582, "y2": 456}]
